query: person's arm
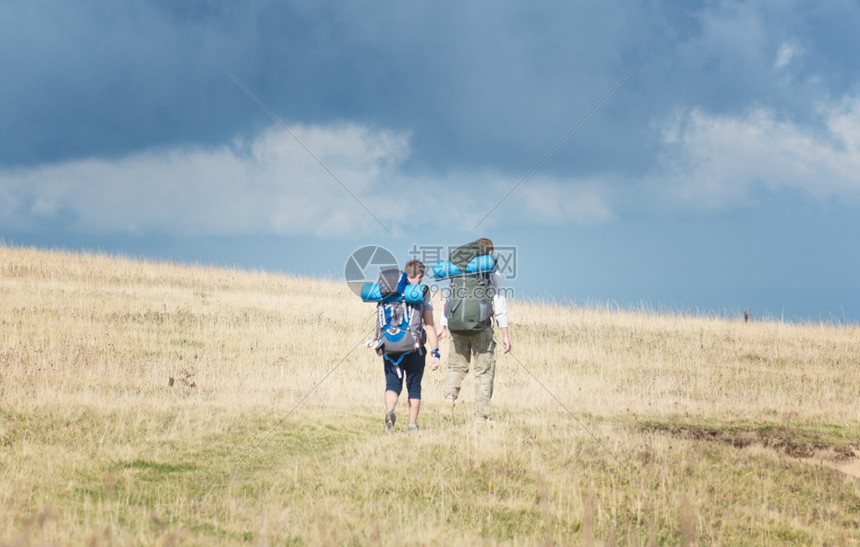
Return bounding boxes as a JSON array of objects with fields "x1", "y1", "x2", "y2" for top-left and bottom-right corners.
[
  {"x1": 423, "y1": 309, "x2": 441, "y2": 370},
  {"x1": 437, "y1": 288, "x2": 449, "y2": 342},
  {"x1": 498, "y1": 325, "x2": 511, "y2": 354},
  {"x1": 492, "y1": 273, "x2": 512, "y2": 353}
]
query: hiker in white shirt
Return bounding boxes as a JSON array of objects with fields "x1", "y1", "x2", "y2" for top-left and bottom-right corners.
[{"x1": 437, "y1": 238, "x2": 511, "y2": 423}]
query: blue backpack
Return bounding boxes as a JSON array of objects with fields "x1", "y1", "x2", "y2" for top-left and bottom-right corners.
[{"x1": 364, "y1": 269, "x2": 427, "y2": 367}]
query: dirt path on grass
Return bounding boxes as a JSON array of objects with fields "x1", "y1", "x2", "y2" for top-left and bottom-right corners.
[
  {"x1": 801, "y1": 449, "x2": 860, "y2": 479},
  {"x1": 641, "y1": 421, "x2": 860, "y2": 480}
]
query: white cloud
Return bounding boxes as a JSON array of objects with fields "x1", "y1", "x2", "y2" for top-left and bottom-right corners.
[
  {"x1": 391, "y1": 170, "x2": 620, "y2": 230},
  {"x1": 0, "y1": 121, "x2": 623, "y2": 238},
  {"x1": 655, "y1": 98, "x2": 860, "y2": 209},
  {"x1": 11, "y1": 95, "x2": 859, "y2": 239},
  {"x1": 775, "y1": 41, "x2": 802, "y2": 70},
  {"x1": 0, "y1": 124, "x2": 411, "y2": 238}
]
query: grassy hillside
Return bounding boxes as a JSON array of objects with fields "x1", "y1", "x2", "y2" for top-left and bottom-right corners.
[{"x1": 1, "y1": 244, "x2": 858, "y2": 545}]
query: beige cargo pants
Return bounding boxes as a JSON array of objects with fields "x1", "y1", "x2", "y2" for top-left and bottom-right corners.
[{"x1": 443, "y1": 328, "x2": 496, "y2": 418}]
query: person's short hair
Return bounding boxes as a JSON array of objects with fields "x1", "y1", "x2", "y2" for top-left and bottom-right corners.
[
  {"x1": 476, "y1": 238, "x2": 494, "y2": 254},
  {"x1": 404, "y1": 260, "x2": 425, "y2": 278}
]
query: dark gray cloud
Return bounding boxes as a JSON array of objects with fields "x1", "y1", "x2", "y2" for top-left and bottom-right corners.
[
  {"x1": 2, "y1": 1, "x2": 859, "y2": 205},
  {"x1": 13, "y1": 1, "x2": 855, "y2": 173}
]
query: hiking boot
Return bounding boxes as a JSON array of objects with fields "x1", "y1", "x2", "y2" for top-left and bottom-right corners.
[
  {"x1": 475, "y1": 416, "x2": 495, "y2": 425},
  {"x1": 384, "y1": 410, "x2": 396, "y2": 432},
  {"x1": 408, "y1": 423, "x2": 420, "y2": 433},
  {"x1": 442, "y1": 395, "x2": 455, "y2": 418}
]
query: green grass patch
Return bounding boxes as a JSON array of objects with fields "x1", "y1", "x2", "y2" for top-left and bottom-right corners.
[{"x1": 118, "y1": 459, "x2": 199, "y2": 474}]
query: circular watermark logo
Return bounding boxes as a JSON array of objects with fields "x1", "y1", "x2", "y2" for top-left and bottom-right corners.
[{"x1": 344, "y1": 245, "x2": 399, "y2": 297}]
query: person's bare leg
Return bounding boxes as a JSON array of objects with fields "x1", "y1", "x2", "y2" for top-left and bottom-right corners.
[
  {"x1": 408, "y1": 398, "x2": 420, "y2": 425},
  {"x1": 385, "y1": 390, "x2": 398, "y2": 411}
]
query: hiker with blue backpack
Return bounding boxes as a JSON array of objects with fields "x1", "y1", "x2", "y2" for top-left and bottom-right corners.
[
  {"x1": 435, "y1": 238, "x2": 511, "y2": 424},
  {"x1": 362, "y1": 260, "x2": 439, "y2": 432}
]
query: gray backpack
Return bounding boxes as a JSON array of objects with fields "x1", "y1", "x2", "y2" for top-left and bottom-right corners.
[{"x1": 445, "y1": 242, "x2": 495, "y2": 333}]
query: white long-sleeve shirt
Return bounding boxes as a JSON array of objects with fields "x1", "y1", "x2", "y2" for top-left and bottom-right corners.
[{"x1": 439, "y1": 271, "x2": 508, "y2": 329}]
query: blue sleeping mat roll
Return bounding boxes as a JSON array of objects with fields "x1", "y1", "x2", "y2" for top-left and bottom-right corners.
[
  {"x1": 361, "y1": 283, "x2": 426, "y2": 304},
  {"x1": 431, "y1": 254, "x2": 495, "y2": 280}
]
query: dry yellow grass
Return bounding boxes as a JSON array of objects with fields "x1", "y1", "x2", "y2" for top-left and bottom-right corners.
[{"x1": 1, "y1": 243, "x2": 858, "y2": 545}]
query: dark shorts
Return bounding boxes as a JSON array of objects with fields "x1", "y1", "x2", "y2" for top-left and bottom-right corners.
[{"x1": 383, "y1": 349, "x2": 426, "y2": 399}]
